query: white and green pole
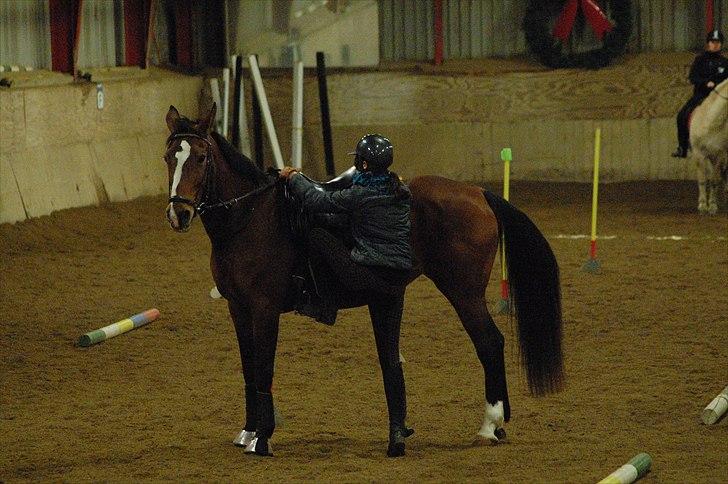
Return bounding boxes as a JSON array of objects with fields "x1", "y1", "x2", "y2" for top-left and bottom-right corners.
[
  {"x1": 598, "y1": 453, "x2": 652, "y2": 484},
  {"x1": 701, "y1": 385, "x2": 728, "y2": 425},
  {"x1": 78, "y1": 309, "x2": 160, "y2": 347},
  {"x1": 494, "y1": 147, "x2": 512, "y2": 315}
]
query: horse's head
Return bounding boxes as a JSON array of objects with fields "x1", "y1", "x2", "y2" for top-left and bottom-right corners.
[{"x1": 164, "y1": 104, "x2": 216, "y2": 232}]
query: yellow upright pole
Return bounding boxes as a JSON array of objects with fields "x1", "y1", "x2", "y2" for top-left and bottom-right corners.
[
  {"x1": 495, "y1": 148, "x2": 512, "y2": 314},
  {"x1": 583, "y1": 128, "x2": 602, "y2": 273}
]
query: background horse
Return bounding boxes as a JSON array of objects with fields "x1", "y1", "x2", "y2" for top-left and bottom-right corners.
[
  {"x1": 163, "y1": 104, "x2": 563, "y2": 456},
  {"x1": 690, "y1": 78, "x2": 728, "y2": 214}
]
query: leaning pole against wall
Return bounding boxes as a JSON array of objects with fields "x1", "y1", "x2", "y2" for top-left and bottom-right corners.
[
  {"x1": 250, "y1": 55, "x2": 264, "y2": 168},
  {"x1": 316, "y1": 52, "x2": 335, "y2": 177},
  {"x1": 248, "y1": 54, "x2": 284, "y2": 169},
  {"x1": 231, "y1": 55, "x2": 252, "y2": 157}
]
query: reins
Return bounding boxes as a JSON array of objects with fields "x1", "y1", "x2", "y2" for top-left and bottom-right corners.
[
  {"x1": 197, "y1": 180, "x2": 276, "y2": 215},
  {"x1": 712, "y1": 87, "x2": 728, "y2": 100},
  {"x1": 166, "y1": 132, "x2": 276, "y2": 216}
]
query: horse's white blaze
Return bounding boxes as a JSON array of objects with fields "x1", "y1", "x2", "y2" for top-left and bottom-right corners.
[
  {"x1": 171, "y1": 140, "x2": 191, "y2": 197},
  {"x1": 478, "y1": 401, "x2": 504, "y2": 442}
]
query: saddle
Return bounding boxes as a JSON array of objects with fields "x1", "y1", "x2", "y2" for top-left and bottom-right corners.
[
  {"x1": 283, "y1": 167, "x2": 357, "y2": 325},
  {"x1": 282, "y1": 166, "x2": 356, "y2": 239}
]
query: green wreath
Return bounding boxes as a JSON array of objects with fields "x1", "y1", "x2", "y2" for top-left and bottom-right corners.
[{"x1": 523, "y1": 0, "x2": 632, "y2": 69}]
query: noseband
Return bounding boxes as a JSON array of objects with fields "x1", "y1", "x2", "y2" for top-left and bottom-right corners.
[{"x1": 166, "y1": 132, "x2": 275, "y2": 216}]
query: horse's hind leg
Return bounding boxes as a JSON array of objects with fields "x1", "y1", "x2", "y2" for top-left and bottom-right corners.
[{"x1": 432, "y1": 277, "x2": 510, "y2": 444}]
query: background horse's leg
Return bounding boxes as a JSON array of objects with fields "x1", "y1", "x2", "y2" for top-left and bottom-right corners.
[
  {"x1": 695, "y1": 152, "x2": 709, "y2": 213},
  {"x1": 229, "y1": 300, "x2": 258, "y2": 448},
  {"x1": 708, "y1": 158, "x2": 721, "y2": 214},
  {"x1": 368, "y1": 294, "x2": 412, "y2": 457}
]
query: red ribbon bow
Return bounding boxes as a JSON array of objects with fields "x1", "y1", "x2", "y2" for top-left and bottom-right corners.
[{"x1": 553, "y1": 0, "x2": 614, "y2": 42}]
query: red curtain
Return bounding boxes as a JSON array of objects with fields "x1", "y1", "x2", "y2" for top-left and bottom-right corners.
[{"x1": 48, "y1": 0, "x2": 81, "y2": 73}]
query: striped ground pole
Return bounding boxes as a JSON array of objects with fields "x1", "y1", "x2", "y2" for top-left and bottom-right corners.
[
  {"x1": 598, "y1": 453, "x2": 652, "y2": 484},
  {"x1": 701, "y1": 385, "x2": 728, "y2": 425},
  {"x1": 78, "y1": 308, "x2": 160, "y2": 347}
]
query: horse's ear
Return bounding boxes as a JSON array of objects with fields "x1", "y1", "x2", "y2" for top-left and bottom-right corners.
[
  {"x1": 198, "y1": 103, "x2": 217, "y2": 134},
  {"x1": 166, "y1": 105, "x2": 181, "y2": 133}
]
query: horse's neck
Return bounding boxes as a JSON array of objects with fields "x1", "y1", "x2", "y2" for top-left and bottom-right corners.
[
  {"x1": 201, "y1": 144, "x2": 279, "y2": 244},
  {"x1": 704, "y1": 82, "x2": 727, "y2": 126},
  {"x1": 211, "y1": 147, "x2": 254, "y2": 199}
]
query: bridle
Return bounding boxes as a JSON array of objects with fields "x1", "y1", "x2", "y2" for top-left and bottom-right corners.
[{"x1": 166, "y1": 132, "x2": 275, "y2": 216}]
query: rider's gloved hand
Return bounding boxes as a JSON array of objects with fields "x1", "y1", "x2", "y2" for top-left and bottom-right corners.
[{"x1": 279, "y1": 166, "x2": 298, "y2": 180}]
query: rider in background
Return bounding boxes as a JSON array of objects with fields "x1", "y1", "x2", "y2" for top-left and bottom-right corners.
[
  {"x1": 279, "y1": 134, "x2": 415, "y2": 457},
  {"x1": 672, "y1": 29, "x2": 728, "y2": 158}
]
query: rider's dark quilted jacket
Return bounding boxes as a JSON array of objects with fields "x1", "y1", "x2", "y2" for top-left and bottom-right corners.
[{"x1": 288, "y1": 174, "x2": 413, "y2": 271}]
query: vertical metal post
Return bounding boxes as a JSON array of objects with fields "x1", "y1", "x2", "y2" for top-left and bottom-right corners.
[{"x1": 316, "y1": 52, "x2": 335, "y2": 177}]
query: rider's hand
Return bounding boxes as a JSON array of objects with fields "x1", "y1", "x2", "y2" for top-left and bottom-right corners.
[
  {"x1": 279, "y1": 166, "x2": 298, "y2": 180},
  {"x1": 707, "y1": 81, "x2": 716, "y2": 88}
]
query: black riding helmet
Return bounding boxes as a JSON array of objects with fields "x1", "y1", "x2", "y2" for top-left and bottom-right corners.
[
  {"x1": 349, "y1": 134, "x2": 393, "y2": 173},
  {"x1": 706, "y1": 29, "x2": 724, "y2": 43}
]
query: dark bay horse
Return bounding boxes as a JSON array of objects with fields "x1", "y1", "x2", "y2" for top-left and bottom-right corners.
[{"x1": 163, "y1": 104, "x2": 564, "y2": 456}]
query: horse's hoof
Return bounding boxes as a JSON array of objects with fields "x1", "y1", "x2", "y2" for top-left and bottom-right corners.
[
  {"x1": 386, "y1": 427, "x2": 412, "y2": 457},
  {"x1": 243, "y1": 436, "x2": 273, "y2": 456},
  {"x1": 233, "y1": 429, "x2": 256, "y2": 447},
  {"x1": 474, "y1": 426, "x2": 506, "y2": 446},
  {"x1": 386, "y1": 441, "x2": 405, "y2": 457}
]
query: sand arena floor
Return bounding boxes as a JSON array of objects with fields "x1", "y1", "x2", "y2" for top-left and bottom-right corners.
[{"x1": 1, "y1": 181, "x2": 726, "y2": 483}]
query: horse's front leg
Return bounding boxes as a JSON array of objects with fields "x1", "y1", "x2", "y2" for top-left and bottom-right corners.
[
  {"x1": 243, "y1": 304, "x2": 280, "y2": 457},
  {"x1": 228, "y1": 299, "x2": 258, "y2": 449},
  {"x1": 695, "y1": 153, "x2": 710, "y2": 213},
  {"x1": 707, "y1": 162, "x2": 721, "y2": 214}
]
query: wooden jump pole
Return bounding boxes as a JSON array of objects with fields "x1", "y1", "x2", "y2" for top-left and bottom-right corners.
[
  {"x1": 231, "y1": 55, "x2": 252, "y2": 157},
  {"x1": 494, "y1": 147, "x2": 512, "y2": 315},
  {"x1": 291, "y1": 60, "x2": 304, "y2": 169},
  {"x1": 78, "y1": 309, "x2": 160, "y2": 347},
  {"x1": 598, "y1": 453, "x2": 652, "y2": 484},
  {"x1": 250, "y1": 55, "x2": 264, "y2": 169},
  {"x1": 582, "y1": 127, "x2": 602, "y2": 273},
  {"x1": 701, "y1": 385, "x2": 728, "y2": 425},
  {"x1": 222, "y1": 67, "x2": 231, "y2": 138}
]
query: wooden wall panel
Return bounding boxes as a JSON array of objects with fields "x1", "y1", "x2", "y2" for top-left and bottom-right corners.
[
  {"x1": 0, "y1": 73, "x2": 203, "y2": 224},
  {"x1": 380, "y1": 0, "x2": 720, "y2": 61},
  {"x1": 0, "y1": 156, "x2": 27, "y2": 224},
  {"x1": 256, "y1": 52, "x2": 696, "y2": 184}
]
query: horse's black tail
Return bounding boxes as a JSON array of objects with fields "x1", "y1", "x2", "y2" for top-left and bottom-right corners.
[{"x1": 483, "y1": 190, "x2": 564, "y2": 396}]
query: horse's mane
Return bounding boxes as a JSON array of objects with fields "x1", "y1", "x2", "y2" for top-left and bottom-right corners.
[{"x1": 210, "y1": 131, "x2": 269, "y2": 185}]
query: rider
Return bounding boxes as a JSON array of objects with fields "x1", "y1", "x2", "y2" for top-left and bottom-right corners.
[
  {"x1": 672, "y1": 29, "x2": 728, "y2": 158},
  {"x1": 279, "y1": 134, "x2": 415, "y2": 457}
]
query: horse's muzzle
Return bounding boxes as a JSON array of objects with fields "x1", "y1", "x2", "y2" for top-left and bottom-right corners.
[{"x1": 166, "y1": 202, "x2": 195, "y2": 232}]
